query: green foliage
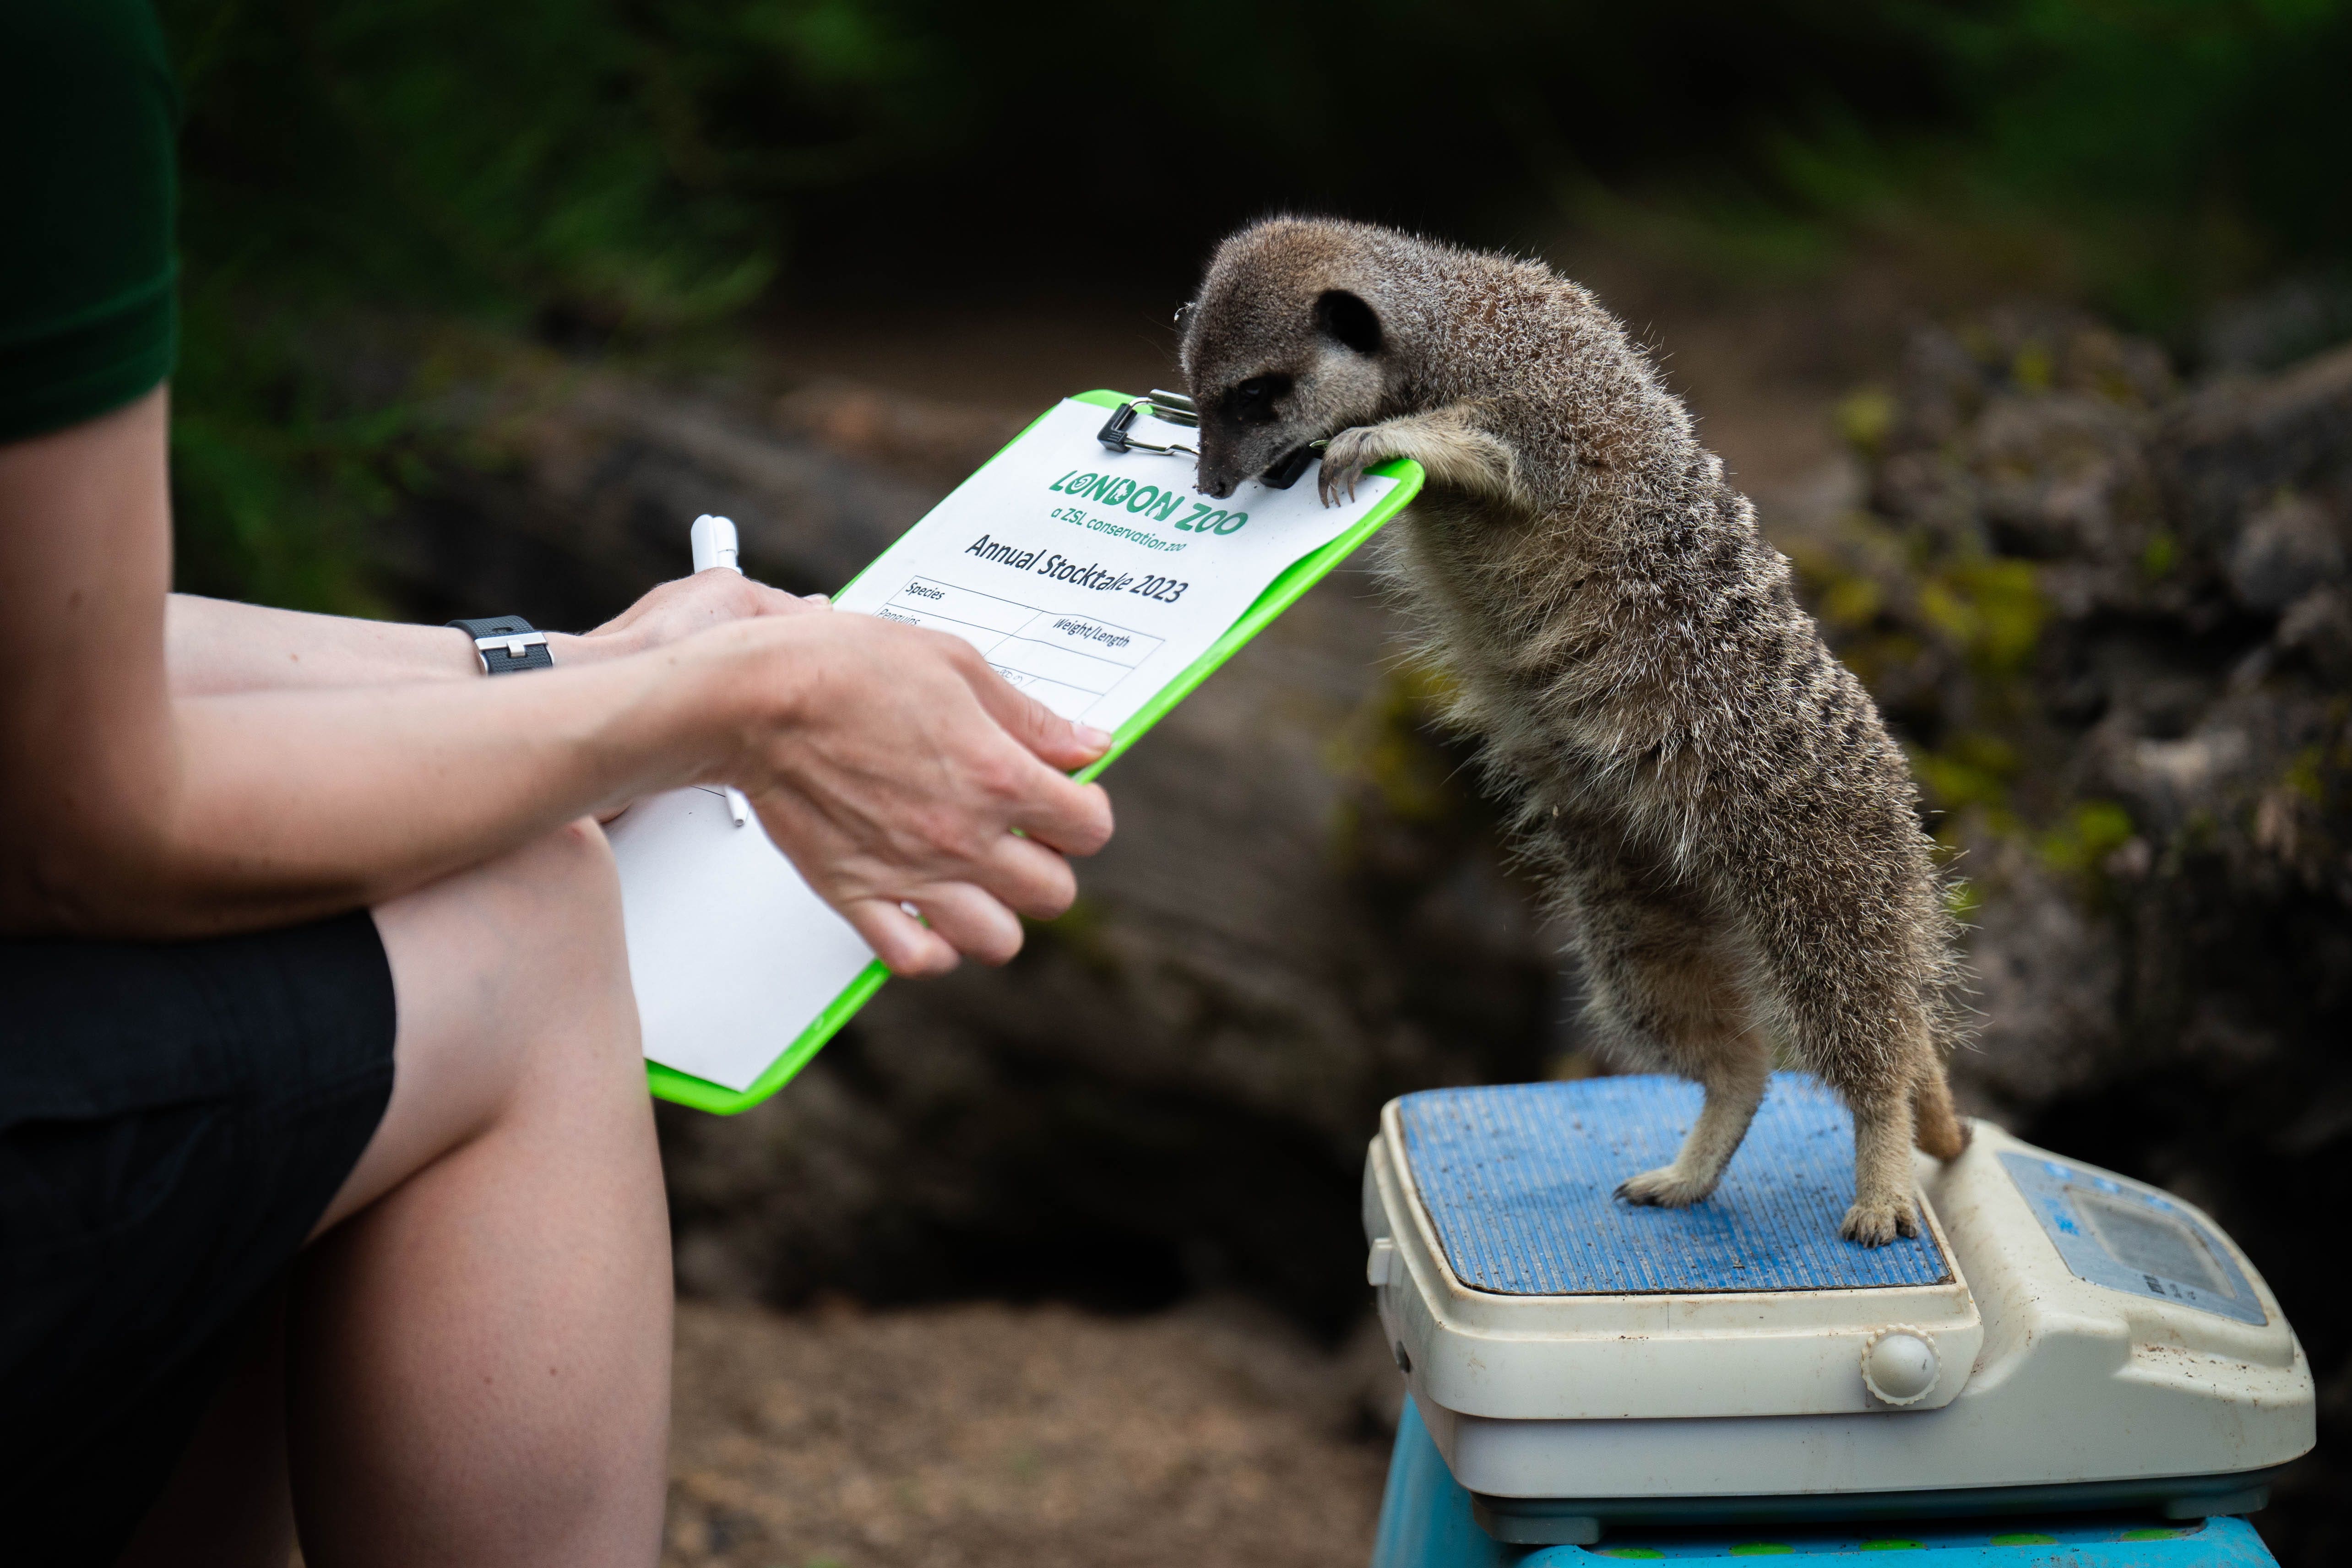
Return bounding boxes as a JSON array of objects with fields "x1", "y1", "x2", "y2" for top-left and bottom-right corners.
[
  {"x1": 1793, "y1": 507, "x2": 2056, "y2": 838},
  {"x1": 168, "y1": 285, "x2": 413, "y2": 613},
  {"x1": 1744, "y1": 0, "x2": 2352, "y2": 322},
  {"x1": 165, "y1": 0, "x2": 946, "y2": 328},
  {"x1": 2039, "y1": 799, "x2": 2137, "y2": 876},
  {"x1": 1835, "y1": 387, "x2": 1898, "y2": 462},
  {"x1": 161, "y1": 0, "x2": 956, "y2": 608},
  {"x1": 151, "y1": 0, "x2": 2352, "y2": 610},
  {"x1": 1918, "y1": 558, "x2": 2046, "y2": 679},
  {"x1": 1938, "y1": 0, "x2": 2348, "y2": 225},
  {"x1": 1912, "y1": 731, "x2": 2022, "y2": 826}
]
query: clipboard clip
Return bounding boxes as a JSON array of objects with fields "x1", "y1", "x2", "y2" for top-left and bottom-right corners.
[
  {"x1": 1097, "y1": 390, "x2": 1200, "y2": 459},
  {"x1": 1094, "y1": 390, "x2": 1328, "y2": 491}
]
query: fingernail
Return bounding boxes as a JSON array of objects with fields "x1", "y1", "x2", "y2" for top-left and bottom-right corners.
[{"x1": 1076, "y1": 724, "x2": 1114, "y2": 751}]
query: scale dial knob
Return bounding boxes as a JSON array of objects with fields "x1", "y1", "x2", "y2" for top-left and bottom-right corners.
[{"x1": 1861, "y1": 1327, "x2": 1940, "y2": 1406}]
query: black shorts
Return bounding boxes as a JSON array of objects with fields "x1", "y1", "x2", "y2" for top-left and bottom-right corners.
[{"x1": 0, "y1": 910, "x2": 396, "y2": 1566}]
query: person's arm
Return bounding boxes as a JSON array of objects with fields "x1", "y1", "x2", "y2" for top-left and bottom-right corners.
[
  {"x1": 166, "y1": 569, "x2": 821, "y2": 695},
  {"x1": 0, "y1": 389, "x2": 1112, "y2": 974}
]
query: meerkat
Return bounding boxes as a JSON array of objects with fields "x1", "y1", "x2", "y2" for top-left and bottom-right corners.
[{"x1": 1179, "y1": 217, "x2": 1969, "y2": 1245}]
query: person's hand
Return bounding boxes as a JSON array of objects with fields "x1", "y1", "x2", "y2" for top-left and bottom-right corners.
[
  {"x1": 711, "y1": 613, "x2": 1115, "y2": 976},
  {"x1": 572, "y1": 569, "x2": 821, "y2": 664},
  {"x1": 576, "y1": 570, "x2": 826, "y2": 819}
]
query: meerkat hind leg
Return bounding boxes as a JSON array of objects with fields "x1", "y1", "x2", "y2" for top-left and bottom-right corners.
[
  {"x1": 1570, "y1": 871, "x2": 1768, "y2": 1210},
  {"x1": 1616, "y1": 1037, "x2": 1772, "y2": 1209},
  {"x1": 1841, "y1": 1085, "x2": 1922, "y2": 1246}
]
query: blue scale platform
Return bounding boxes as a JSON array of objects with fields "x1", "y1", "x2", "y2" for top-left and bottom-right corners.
[{"x1": 1396, "y1": 1074, "x2": 1949, "y2": 1295}]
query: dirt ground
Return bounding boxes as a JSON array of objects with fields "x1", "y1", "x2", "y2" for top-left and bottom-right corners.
[{"x1": 662, "y1": 1297, "x2": 1398, "y2": 1568}]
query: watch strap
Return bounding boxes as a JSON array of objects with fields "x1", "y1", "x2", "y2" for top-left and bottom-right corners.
[{"x1": 449, "y1": 615, "x2": 554, "y2": 675}]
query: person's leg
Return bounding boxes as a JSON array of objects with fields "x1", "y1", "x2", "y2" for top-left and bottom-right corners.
[
  {"x1": 118, "y1": 823, "x2": 673, "y2": 1568},
  {"x1": 111, "y1": 1289, "x2": 298, "y2": 1568},
  {"x1": 112, "y1": 819, "x2": 669, "y2": 1567},
  {"x1": 294, "y1": 819, "x2": 670, "y2": 1567}
]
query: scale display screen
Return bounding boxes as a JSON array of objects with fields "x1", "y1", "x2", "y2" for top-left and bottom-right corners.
[{"x1": 1999, "y1": 1153, "x2": 2265, "y2": 1325}]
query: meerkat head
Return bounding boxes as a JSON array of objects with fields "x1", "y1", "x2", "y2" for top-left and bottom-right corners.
[{"x1": 1178, "y1": 219, "x2": 1401, "y2": 500}]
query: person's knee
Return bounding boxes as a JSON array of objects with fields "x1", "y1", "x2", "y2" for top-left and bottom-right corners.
[
  {"x1": 494, "y1": 819, "x2": 638, "y2": 1063},
  {"x1": 331, "y1": 822, "x2": 644, "y2": 1232},
  {"x1": 511, "y1": 816, "x2": 625, "y2": 945},
  {"x1": 375, "y1": 819, "x2": 638, "y2": 1117}
]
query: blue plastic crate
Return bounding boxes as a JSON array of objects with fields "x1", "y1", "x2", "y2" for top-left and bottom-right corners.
[{"x1": 1369, "y1": 1397, "x2": 2277, "y2": 1567}]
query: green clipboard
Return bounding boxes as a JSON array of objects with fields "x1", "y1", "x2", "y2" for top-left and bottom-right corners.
[{"x1": 645, "y1": 388, "x2": 1426, "y2": 1114}]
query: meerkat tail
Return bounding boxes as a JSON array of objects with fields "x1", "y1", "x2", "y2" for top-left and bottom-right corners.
[{"x1": 1911, "y1": 1066, "x2": 1970, "y2": 1161}]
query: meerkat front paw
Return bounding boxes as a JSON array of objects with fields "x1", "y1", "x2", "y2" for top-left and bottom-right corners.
[
  {"x1": 1838, "y1": 1196, "x2": 1921, "y2": 1247},
  {"x1": 1615, "y1": 1165, "x2": 1718, "y2": 1208},
  {"x1": 1317, "y1": 426, "x2": 1383, "y2": 506}
]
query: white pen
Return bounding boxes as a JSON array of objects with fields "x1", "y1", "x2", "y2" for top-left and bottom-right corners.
[{"x1": 690, "y1": 514, "x2": 754, "y2": 829}]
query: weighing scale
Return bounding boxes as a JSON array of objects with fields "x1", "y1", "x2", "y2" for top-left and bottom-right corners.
[{"x1": 1362, "y1": 1075, "x2": 2313, "y2": 1566}]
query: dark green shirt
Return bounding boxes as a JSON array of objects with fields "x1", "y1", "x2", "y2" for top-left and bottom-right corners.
[{"x1": 0, "y1": 0, "x2": 178, "y2": 443}]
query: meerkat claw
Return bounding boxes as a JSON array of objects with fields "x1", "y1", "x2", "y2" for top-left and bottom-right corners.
[
  {"x1": 1615, "y1": 1166, "x2": 1715, "y2": 1209},
  {"x1": 1318, "y1": 427, "x2": 1376, "y2": 507},
  {"x1": 1839, "y1": 1199, "x2": 1919, "y2": 1247}
]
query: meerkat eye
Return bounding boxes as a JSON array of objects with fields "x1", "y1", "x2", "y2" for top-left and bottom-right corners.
[{"x1": 1228, "y1": 373, "x2": 1290, "y2": 426}]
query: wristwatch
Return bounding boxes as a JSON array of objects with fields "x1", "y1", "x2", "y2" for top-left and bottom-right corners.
[{"x1": 449, "y1": 615, "x2": 554, "y2": 675}]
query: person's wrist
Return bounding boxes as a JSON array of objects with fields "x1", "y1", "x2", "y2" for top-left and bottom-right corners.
[
  {"x1": 563, "y1": 620, "x2": 760, "y2": 810},
  {"x1": 543, "y1": 629, "x2": 630, "y2": 667},
  {"x1": 672, "y1": 616, "x2": 812, "y2": 785}
]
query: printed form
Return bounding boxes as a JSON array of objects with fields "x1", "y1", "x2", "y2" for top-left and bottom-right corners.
[
  {"x1": 610, "y1": 399, "x2": 1399, "y2": 1091},
  {"x1": 871, "y1": 577, "x2": 1164, "y2": 722}
]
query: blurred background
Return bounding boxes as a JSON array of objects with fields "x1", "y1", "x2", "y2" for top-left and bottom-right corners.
[{"x1": 157, "y1": 2, "x2": 2352, "y2": 1563}]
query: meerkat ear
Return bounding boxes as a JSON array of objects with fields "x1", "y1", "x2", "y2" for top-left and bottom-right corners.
[{"x1": 1314, "y1": 289, "x2": 1384, "y2": 356}]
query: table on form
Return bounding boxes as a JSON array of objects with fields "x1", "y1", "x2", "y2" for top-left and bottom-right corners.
[{"x1": 872, "y1": 575, "x2": 1165, "y2": 721}]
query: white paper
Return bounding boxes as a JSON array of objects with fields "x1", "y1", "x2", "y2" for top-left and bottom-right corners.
[{"x1": 614, "y1": 399, "x2": 1396, "y2": 1090}]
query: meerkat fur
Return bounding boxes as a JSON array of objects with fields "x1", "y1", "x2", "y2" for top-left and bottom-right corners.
[{"x1": 1179, "y1": 218, "x2": 1969, "y2": 1246}]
